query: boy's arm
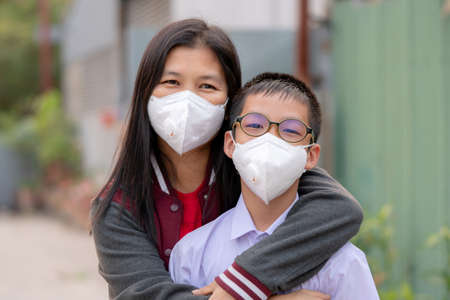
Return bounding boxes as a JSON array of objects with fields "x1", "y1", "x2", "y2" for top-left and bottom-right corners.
[
  {"x1": 215, "y1": 167, "x2": 363, "y2": 298},
  {"x1": 91, "y1": 200, "x2": 208, "y2": 300}
]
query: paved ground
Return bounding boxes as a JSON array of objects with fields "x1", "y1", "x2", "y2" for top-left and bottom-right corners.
[{"x1": 0, "y1": 212, "x2": 108, "y2": 300}]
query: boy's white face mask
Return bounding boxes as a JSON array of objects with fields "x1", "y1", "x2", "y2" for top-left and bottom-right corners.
[
  {"x1": 231, "y1": 132, "x2": 312, "y2": 205},
  {"x1": 148, "y1": 90, "x2": 227, "y2": 155}
]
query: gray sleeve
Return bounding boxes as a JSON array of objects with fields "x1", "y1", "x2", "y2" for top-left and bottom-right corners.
[
  {"x1": 234, "y1": 167, "x2": 363, "y2": 293},
  {"x1": 91, "y1": 200, "x2": 208, "y2": 300}
]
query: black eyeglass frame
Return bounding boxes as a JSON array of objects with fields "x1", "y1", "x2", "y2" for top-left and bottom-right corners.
[{"x1": 233, "y1": 112, "x2": 315, "y2": 144}]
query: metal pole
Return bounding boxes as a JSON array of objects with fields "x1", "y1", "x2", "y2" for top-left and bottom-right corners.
[{"x1": 298, "y1": 0, "x2": 310, "y2": 84}]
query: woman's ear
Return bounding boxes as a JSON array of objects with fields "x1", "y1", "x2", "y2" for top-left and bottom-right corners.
[
  {"x1": 223, "y1": 131, "x2": 235, "y2": 159},
  {"x1": 305, "y1": 144, "x2": 321, "y2": 170}
]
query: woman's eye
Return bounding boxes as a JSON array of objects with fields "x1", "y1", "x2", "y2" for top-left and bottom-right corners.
[
  {"x1": 162, "y1": 79, "x2": 179, "y2": 86},
  {"x1": 200, "y1": 83, "x2": 217, "y2": 90}
]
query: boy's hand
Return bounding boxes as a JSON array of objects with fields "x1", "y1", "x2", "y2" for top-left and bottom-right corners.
[
  {"x1": 192, "y1": 281, "x2": 234, "y2": 299},
  {"x1": 270, "y1": 289, "x2": 330, "y2": 300}
]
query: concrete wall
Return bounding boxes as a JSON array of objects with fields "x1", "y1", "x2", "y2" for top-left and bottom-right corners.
[
  {"x1": 62, "y1": 0, "x2": 121, "y2": 180},
  {"x1": 63, "y1": 0, "x2": 315, "y2": 180},
  {"x1": 63, "y1": 0, "x2": 119, "y2": 64},
  {"x1": 0, "y1": 141, "x2": 35, "y2": 209},
  {"x1": 171, "y1": 0, "x2": 298, "y2": 30}
]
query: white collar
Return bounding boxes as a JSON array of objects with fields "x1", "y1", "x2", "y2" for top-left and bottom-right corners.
[
  {"x1": 150, "y1": 154, "x2": 215, "y2": 194},
  {"x1": 230, "y1": 193, "x2": 299, "y2": 240}
]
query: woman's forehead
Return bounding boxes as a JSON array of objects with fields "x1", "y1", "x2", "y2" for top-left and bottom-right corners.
[{"x1": 163, "y1": 46, "x2": 225, "y2": 79}]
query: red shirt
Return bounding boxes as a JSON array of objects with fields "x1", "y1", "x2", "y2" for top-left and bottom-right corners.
[
  {"x1": 175, "y1": 180, "x2": 205, "y2": 239},
  {"x1": 112, "y1": 166, "x2": 220, "y2": 268}
]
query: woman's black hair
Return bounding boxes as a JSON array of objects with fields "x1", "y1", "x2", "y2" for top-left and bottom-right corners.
[{"x1": 91, "y1": 19, "x2": 242, "y2": 241}]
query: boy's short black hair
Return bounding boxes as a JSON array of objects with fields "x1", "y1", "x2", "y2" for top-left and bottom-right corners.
[{"x1": 229, "y1": 72, "x2": 322, "y2": 142}]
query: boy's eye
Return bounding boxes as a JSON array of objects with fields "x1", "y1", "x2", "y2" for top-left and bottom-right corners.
[
  {"x1": 282, "y1": 128, "x2": 301, "y2": 135},
  {"x1": 245, "y1": 123, "x2": 264, "y2": 129},
  {"x1": 200, "y1": 83, "x2": 217, "y2": 90}
]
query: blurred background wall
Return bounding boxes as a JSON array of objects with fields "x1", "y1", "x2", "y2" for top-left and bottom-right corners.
[
  {"x1": 60, "y1": 1, "x2": 449, "y2": 297},
  {"x1": 1, "y1": 0, "x2": 448, "y2": 299},
  {"x1": 62, "y1": 0, "x2": 305, "y2": 180},
  {"x1": 333, "y1": 1, "x2": 449, "y2": 298}
]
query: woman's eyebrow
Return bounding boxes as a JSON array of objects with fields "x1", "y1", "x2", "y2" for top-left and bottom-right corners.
[
  {"x1": 199, "y1": 74, "x2": 224, "y2": 84},
  {"x1": 162, "y1": 70, "x2": 181, "y2": 77}
]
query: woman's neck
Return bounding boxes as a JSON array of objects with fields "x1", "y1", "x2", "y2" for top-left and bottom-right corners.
[
  {"x1": 241, "y1": 180, "x2": 299, "y2": 232},
  {"x1": 158, "y1": 138, "x2": 211, "y2": 193}
]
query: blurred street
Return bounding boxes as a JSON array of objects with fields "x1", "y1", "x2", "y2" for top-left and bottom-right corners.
[
  {"x1": 0, "y1": 213, "x2": 107, "y2": 300},
  {"x1": 0, "y1": 1, "x2": 448, "y2": 298}
]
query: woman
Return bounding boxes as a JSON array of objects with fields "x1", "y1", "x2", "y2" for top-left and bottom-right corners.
[{"x1": 91, "y1": 19, "x2": 362, "y2": 300}]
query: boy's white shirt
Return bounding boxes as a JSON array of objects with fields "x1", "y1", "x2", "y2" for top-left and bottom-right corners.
[{"x1": 169, "y1": 193, "x2": 379, "y2": 300}]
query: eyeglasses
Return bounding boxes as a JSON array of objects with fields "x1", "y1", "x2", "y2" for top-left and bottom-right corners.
[{"x1": 233, "y1": 112, "x2": 314, "y2": 143}]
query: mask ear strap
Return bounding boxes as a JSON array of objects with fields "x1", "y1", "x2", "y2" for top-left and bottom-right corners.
[
  {"x1": 228, "y1": 130, "x2": 237, "y2": 145},
  {"x1": 220, "y1": 98, "x2": 229, "y2": 108},
  {"x1": 302, "y1": 143, "x2": 315, "y2": 151},
  {"x1": 150, "y1": 154, "x2": 169, "y2": 194}
]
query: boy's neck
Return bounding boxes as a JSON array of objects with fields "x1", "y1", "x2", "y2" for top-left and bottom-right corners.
[{"x1": 241, "y1": 179, "x2": 299, "y2": 232}]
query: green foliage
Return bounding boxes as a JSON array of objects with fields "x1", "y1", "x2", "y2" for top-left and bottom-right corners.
[
  {"x1": 353, "y1": 204, "x2": 395, "y2": 274},
  {"x1": 0, "y1": 112, "x2": 37, "y2": 157},
  {"x1": 35, "y1": 90, "x2": 80, "y2": 170},
  {"x1": 0, "y1": 90, "x2": 81, "y2": 183},
  {"x1": 352, "y1": 204, "x2": 415, "y2": 300},
  {"x1": 379, "y1": 283, "x2": 415, "y2": 300},
  {"x1": 426, "y1": 226, "x2": 450, "y2": 299},
  {"x1": 0, "y1": 0, "x2": 71, "y2": 115}
]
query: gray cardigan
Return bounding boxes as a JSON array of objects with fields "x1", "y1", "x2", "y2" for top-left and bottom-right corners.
[{"x1": 91, "y1": 167, "x2": 363, "y2": 299}]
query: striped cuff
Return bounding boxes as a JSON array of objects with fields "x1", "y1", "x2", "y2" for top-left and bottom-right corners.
[{"x1": 215, "y1": 262, "x2": 271, "y2": 300}]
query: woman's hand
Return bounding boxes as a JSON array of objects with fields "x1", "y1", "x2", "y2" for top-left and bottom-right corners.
[
  {"x1": 192, "y1": 281, "x2": 234, "y2": 299},
  {"x1": 193, "y1": 282, "x2": 329, "y2": 300},
  {"x1": 270, "y1": 289, "x2": 330, "y2": 300}
]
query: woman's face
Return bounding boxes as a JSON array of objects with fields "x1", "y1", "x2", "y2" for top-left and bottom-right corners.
[{"x1": 152, "y1": 45, "x2": 228, "y2": 105}]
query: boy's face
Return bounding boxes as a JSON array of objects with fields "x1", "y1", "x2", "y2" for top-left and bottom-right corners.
[{"x1": 224, "y1": 93, "x2": 320, "y2": 171}]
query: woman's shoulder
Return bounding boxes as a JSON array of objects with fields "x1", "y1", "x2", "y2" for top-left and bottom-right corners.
[
  {"x1": 91, "y1": 189, "x2": 145, "y2": 236},
  {"x1": 98, "y1": 183, "x2": 135, "y2": 212},
  {"x1": 111, "y1": 187, "x2": 134, "y2": 210}
]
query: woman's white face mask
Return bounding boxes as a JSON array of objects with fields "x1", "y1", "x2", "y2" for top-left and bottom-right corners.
[{"x1": 148, "y1": 90, "x2": 227, "y2": 155}]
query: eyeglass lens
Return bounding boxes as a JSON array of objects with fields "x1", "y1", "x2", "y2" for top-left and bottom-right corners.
[
  {"x1": 240, "y1": 113, "x2": 270, "y2": 136},
  {"x1": 240, "y1": 113, "x2": 307, "y2": 143},
  {"x1": 279, "y1": 119, "x2": 307, "y2": 142}
]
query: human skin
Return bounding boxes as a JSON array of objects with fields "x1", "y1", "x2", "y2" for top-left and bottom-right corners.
[
  {"x1": 154, "y1": 47, "x2": 327, "y2": 300},
  {"x1": 224, "y1": 93, "x2": 321, "y2": 231},
  {"x1": 219, "y1": 92, "x2": 329, "y2": 300},
  {"x1": 152, "y1": 45, "x2": 228, "y2": 194}
]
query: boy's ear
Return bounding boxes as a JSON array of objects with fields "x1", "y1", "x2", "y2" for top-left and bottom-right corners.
[
  {"x1": 305, "y1": 144, "x2": 321, "y2": 170},
  {"x1": 224, "y1": 131, "x2": 235, "y2": 159}
]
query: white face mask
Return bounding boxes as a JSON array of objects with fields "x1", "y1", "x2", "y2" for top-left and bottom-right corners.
[
  {"x1": 231, "y1": 132, "x2": 312, "y2": 205},
  {"x1": 148, "y1": 90, "x2": 227, "y2": 155}
]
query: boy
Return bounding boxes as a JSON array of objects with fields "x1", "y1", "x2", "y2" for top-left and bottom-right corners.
[{"x1": 169, "y1": 73, "x2": 379, "y2": 300}]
